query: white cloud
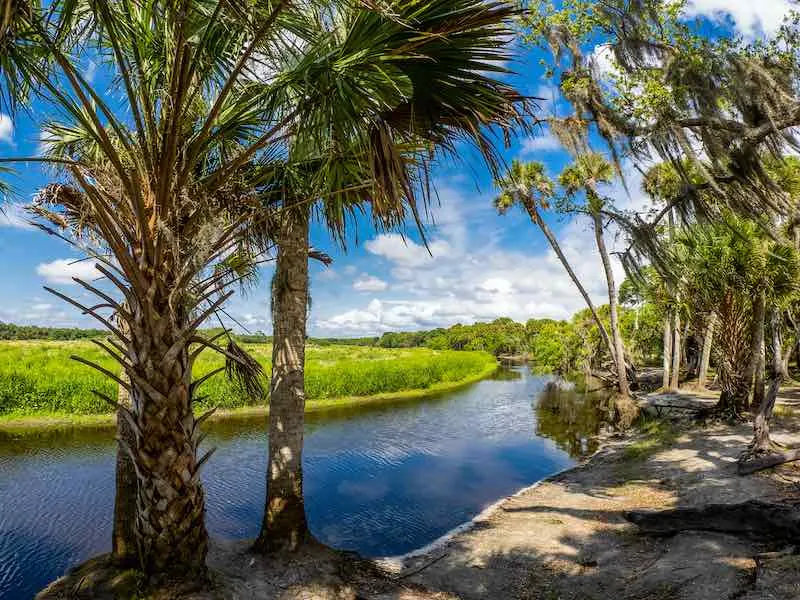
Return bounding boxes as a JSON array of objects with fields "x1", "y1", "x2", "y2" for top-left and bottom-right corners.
[
  {"x1": 0, "y1": 204, "x2": 33, "y2": 229},
  {"x1": 36, "y1": 259, "x2": 102, "y2": 285},
  {"x1": 589, "y1": 44, "x2": 619, "y2": 80},
  {"x1": 521, "y1": 130, "x2": 563, "y2": 154},
  {"x1": 0, "y1": 113, "x2": 13, "y2": 145},
  {"x1": 314, "y1": 191, "x2": 641, "y2": 336},
  {"x1": 364, "y1": 233, "x2": 451, "y2": 267},
  {"x1": 85, "y1": 60, "x2": 98, "y2": 84},
  {"x1": 684, "y1": 0, "x2": 793, "y2": 36},
  {"x1": 353, "y1": 274, "x2": 389, "y2": 292},
  {"x1": 31, "y1": 304, "x2": 53, "y2": 312}
]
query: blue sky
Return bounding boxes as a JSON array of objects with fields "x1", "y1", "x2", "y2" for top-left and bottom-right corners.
[{"x1": 0, "y1": 1, "x2": 790, "y2": 336}]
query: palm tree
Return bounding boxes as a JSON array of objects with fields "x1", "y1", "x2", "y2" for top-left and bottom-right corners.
[
  {"x1": 559, "y1": 153, "x2": 631, "y2": 397},
  {"x1": 4, "y1": 0, "x2": 468, "y2": 579},
  {"x1": 254, "y1": 0, "x2": 529, "y2": 552},
  {"x1": 494, "y1": 160, "x2": 619, "y2": 373}
]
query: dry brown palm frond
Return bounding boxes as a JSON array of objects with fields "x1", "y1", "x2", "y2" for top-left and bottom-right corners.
[{"x1": 224, "y1": 340, "x2": 265, "y2": 402}]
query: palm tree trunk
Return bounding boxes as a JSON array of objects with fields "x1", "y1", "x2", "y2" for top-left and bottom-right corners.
[
  {"x1": 591, "y1": 210, "x2": 630, "y2": 396},
  {"x1": 128, "y1": 318, "x2": 208, "y2": 578},
  {"x1": 112, "y1": 374, "x2": 138, "y2": 566},
  {"x1": 663, "y1": 311, "x2": 673, "y2": 389},
  {"x1": 255, "y1": 206, "x2": 311, "y2": 552},
  {"x1": 524, "y1": 202, "x2": 616, "y2": 364},
  {"x1": 670, "y1": 312, "x2": 681, "y2": 390},
  {"x1": 698, "y1": 312, "x2": 716, "y2": 390}
]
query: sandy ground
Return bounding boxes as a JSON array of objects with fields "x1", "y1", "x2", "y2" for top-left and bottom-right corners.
[
  {"x1": 400, "y1": 420, "x2": 800, "y2": 600},
  {"x1": 38, "y1": 397, "x2": 800, "y2": 600}
]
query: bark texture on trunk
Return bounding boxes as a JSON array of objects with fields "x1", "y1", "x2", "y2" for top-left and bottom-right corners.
[
  {"x1": 698, "y1": 312, "x2": 716, "y2": 390},
  {"x1": 112, "y1": 374, "x2": 138, "y2": 566},
  {"x1": 129, "y1": 328, "x2": 208, "y2": 578},
  {"x1": 781, "y1": 344, "x2": 793, "y2": 381},
  {"x1": 752, "y1": 308, "x2": 784, "y2": 453},
  {"x1": 592, "y1": 210, "x2": 630, "y2": 397},
  {"x1": 255, "y1": 207, "x2": 311, "y2": 553},
  {"x1": 524, "y1": 202, "x2": 617, "y2": 364},
  {"x1": 714, "y1": 292, "x2": 752, "y2": 416},
  {"x1": 670, "y1": 312, "x2": 681, "y2": 391},
  {"x1": 753, "y1": 337, "x2": 766, "y2": 409},
  {"x1": 743, "y1": 290, "x2": 766, "y2": 410},
  {"x1": 663, "y1": 312, "x2": 673, "y2": 390}
]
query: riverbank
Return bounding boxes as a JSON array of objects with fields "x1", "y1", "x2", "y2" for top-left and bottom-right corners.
[
  {"x1": 0, "y1": 361, "x2": 499, "y2": 435},
  {"x1": 39, "y1": 392, "x2": 800, "y2": 599},
  {"x1": 397, "y1": 402, "x2": 800, "y2": 599}
]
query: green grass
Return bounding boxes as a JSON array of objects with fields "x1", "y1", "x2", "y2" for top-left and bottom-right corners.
[
  {"x1": 0, "y1": 340, "x2": 497, "y2": 421},
  {"x1": 623, "y1": 419, "x2": 679, "y2": 461}
]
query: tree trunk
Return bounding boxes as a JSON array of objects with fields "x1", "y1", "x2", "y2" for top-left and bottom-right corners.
[
  {"x1": 753, "y1": 337, "x2": 766, "y2": 409},
  {"x1": 112, "y1": 374, "x2": 138, "y2": 567},
  {"x1": 698, "y1": 312, "x2": 716, "y2": 390},
  {"x1": 752, "y1": 307, "x2": 784, "y2": 453},
  {"x1": 127, "y1": 314, "x2": 208, "y2": 578},
  {"x1": 525, "y1": 202, "x2": 616, "y2": 364},
  {"x1": 663, "y1": 311, "x2": 673, "y2": 390},
  {"x1": 670, "y1": 312, "x2": 681, "y2": 390},
  {"x1": 255, "y1": 206, "x2": 311, "y2": 552},
  {"x1": 712, "y1": 292, "x2": 752, "y2": 417},
  {"x1": 781, "y1": 344, "x2": 793, "y2": 381},
  {"x1": 744, "y1": 290, "x2": 766, "y2": 411},
  {"x1": 591, "y1": 210, "x2": 630, "y2": 397}
]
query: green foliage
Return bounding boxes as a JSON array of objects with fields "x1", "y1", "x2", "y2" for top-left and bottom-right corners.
[
  {"x1": 0, "y1": 341, "x2": 496, "y2": 416},
  {"x1": 379, "y1": 318, "x2": 528, "y2": 356},
  {"x1": 0, "y1": 322, "x2": 105, "y2": 340}
]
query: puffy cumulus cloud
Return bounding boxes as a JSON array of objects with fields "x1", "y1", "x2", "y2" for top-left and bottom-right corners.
[
  {"x1": 0, "y1": 113, "x2": 13, "y2": 145},
  {"x1": 0, "y1": 204, "x2": 34, "y2": 229},
  {"x1": 684, "y1": 0, "x2": 793, "y2": 36},
  {"x1": 312, "y1": 166, "x2": 657, "y2": 337},
  {"x1": 364, "y1": 233, "x2": 451, "y2": 267},
  {"x1": 0, "y1": 302, "x2": 79, "y2": 328},
  {"x1": 36, "y1": 259, "x2": 102, "y2": 285},
  {"x1": 314, "y1": 219, "x2": 630, "y2": 336},
  {"x1": 353, "y1": 274, "x2": 388, "y2": 292},
  {"x1": 521, "y1": 130, "x2": 563, "y2": 154}
]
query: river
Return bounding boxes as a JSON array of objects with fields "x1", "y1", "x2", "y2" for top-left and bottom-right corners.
[{"x1": 0, "y1": 367, "x2": 611, "y2": 599}]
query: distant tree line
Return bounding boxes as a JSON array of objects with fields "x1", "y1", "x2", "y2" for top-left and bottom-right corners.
[
  {"x1": 0, "y1": 322, "x2": 105, "y2": 341},
  {"x1": 376, "y1": 302, "x2": 664, "y2": 374}
]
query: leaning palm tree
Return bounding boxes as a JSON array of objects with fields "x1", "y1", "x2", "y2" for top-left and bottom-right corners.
[
  {"x1": 494, "y1": 160, "x2": 619, "y2": 383},
  {"x1": 252, "y1": 0, "x2": 530, "y2": 552},
  {"x1": 559, "y1": 152, "x2": 631, "y2": 397}
]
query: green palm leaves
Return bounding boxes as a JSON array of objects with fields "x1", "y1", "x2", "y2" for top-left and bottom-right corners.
[{"x1": 493, "y1": 160, "x2": 554, "y2": 215}]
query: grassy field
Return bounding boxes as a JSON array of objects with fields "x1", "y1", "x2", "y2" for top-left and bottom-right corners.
[{"x1": 0, "y1": 341, "x2": 497, "y2": 421}]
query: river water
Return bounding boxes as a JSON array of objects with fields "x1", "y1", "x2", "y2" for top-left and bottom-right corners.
[{"x1": 0, "y1": 368, "x2": 611, "y2": 599}]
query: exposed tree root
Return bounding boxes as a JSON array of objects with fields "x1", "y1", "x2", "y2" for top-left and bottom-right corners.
[
  {"x1": 737, "y1": 448, "x2": 800, "y2": 475},
  {"x1": 625, "y1": 500, "x2": 800, "y2": 542}
]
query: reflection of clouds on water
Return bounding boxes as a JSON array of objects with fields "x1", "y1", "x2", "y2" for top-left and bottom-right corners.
[
  {"x1": 337, "y1": 478, "x2": 390, "y2": 502},
  {"x1": 1, "y1": 368, "x2": 611, "y2": 596}
]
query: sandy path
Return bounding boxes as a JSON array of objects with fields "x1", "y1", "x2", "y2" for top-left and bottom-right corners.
[{"x1": 401, "y1": 421, "x2": 800, "y2": 600}]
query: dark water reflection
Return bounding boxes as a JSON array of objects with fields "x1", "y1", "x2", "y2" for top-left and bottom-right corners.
[{"x1": 0, "y1": 367, "x2": 609, "y2": 599}]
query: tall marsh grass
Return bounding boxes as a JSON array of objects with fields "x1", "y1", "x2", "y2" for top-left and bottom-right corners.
[{"x1": 0, "y1": 341, "x2": 496, "y2": 416}]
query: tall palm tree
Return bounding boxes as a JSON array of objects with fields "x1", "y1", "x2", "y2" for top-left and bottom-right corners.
[
  {"x1": 494, "y1": 160, "x2": 618, "y2": 366},
  {"x1": 558, "y1": 153, "x2": 630, "y2": 397},
  {"x1": 253, "y1": 0, "x2": 529, "y2": 552},
  {"x1": 5, "y1": 0, "x2": 472, "y2": 579}
]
